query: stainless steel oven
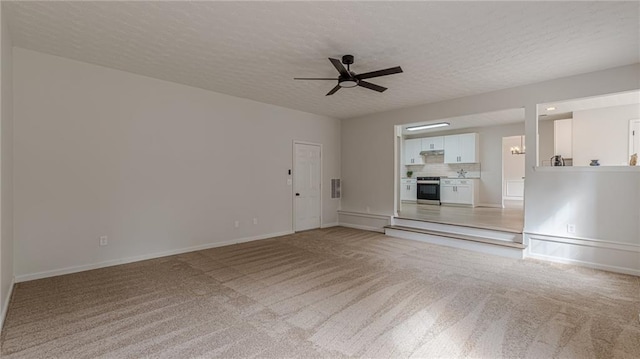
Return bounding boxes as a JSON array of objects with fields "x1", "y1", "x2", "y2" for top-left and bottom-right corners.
[{"x1": 416, "y1": 177, "x2": 440, "y2": 205}]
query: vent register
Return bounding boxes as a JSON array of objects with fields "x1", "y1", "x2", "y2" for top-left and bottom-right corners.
[{"x1": 331, "y1": 179, "x2": 341, "y2": 199}]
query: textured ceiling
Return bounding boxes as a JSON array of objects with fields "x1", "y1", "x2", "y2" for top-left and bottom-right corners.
[
  {"x1": 5, "y1": 1, "x2": 640, "y2": 119},
  {"x1": 538, "y1": 90, "x2": 640, "y2": 116},
  {"x1": 402, "y1": 108, "x2": 525, "y2": 136},
  {"x1": 404, "y1": 90, "x2": 640, "y2": 133}
]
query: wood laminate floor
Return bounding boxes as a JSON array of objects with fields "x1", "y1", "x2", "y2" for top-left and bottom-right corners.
[{"x1": 398, "y1": 201, "x2": 524, "y2": 233}]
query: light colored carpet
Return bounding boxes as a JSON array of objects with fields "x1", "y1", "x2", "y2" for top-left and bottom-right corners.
[{"x1": 2, "y1": 227, "x2": 639, "y2": 358}]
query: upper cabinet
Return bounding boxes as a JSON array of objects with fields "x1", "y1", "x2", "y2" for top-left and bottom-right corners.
[
  {"x1": 444, "y1": 133, "x2": 479, "y2": 164},
  {"x1": 421, "y1": 136, "x2": 444, "y2": 151},
  {"x1": 405, "y1": 133, "x2": 479, "y2": 165},
  {"x1": 404, "y1": 138, "x2": 424, "y2": 165}
]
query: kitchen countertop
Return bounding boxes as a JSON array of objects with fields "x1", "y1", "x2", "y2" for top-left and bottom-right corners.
[{"x1": 402, "y1": 176, "x2": 481, "y2": 179}]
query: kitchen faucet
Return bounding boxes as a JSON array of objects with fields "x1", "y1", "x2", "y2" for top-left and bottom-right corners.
[{"x1": 457, "y1": 169, "x2": 467, "y2": 178}]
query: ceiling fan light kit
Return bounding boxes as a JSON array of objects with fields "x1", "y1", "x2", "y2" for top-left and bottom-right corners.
[
  {"x1": 339, "y1": 79, "x2": 358, "y2": 88},
  {"x1": 294, "y1": 55, "x2": 403, "y2": 96}
]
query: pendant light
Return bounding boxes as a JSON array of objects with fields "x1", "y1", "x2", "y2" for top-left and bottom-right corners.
[{"x1": 510, "y1": 136, "x2": 525, "y2": 155}]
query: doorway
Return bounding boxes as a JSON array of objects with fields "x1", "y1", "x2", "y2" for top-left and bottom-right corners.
[
  {"x1": 502, "y1": 135, "x2": 525, "y2": 207},
  {"x1": 293, "y1": 142, "x2": 322, "y2": 231},
  {"x1": 630, "y1": 119, "x2": 640, "y2": 164}
]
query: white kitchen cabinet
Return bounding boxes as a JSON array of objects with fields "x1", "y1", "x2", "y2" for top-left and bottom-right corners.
[
  {"x1": 400, "y1": 179, "x2": 417, "y2": 201},
  {"x1": 421, "y1": 136, "x2": 444, "y2": 151},
  {"x1": 440, "y1": 178, "x2": 478, "y2": 206},
  {"x1": 440, "y1": 183, "x2": 457, "y2": 204},
  {"x1": 404, "y1": 138, "x2": 424, "y2": 165},
  {"x1": 444, "y1": 133, "x2": 479, "y2": 164}
]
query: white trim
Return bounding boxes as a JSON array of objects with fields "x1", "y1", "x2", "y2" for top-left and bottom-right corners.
[
  {"x1": 338, "y1": 211, "x2": 390, "y2": 233},
  {"x1": 525, "y1": 232, "x2": 640, "y2": 251},
  {"x1": 1, "y1": 277, "x2": 15, "y2": 331},
  {"x1": 630, "y1": 118, "x2": 639, "y2": 161},
  {"x1": 293, "y1": 140, "x2": 323, "y2": 232},
  {"x1": 394, "y1": 125, "x2": 402, "y2": 218},
  {"x1": 476, "y1": 203, "x2": 503, "y2": 208},
  {"x1": 386, "y1": 228, "x2": 524, "y2": 259},
  {"x1": 526, "y1": 250, "x2": 640, "y2": 277},
  {"x1": 339, "y1": 223, "x2": 385, "y2": 233},
  {"x1": 525, "y1": 232, "x2": 640, "y2": 276},
  {"x1": 393, "y1": 217, "x2": 522, "y2": 241},
  {"x1": 321, "y1": 222, "x2": 339, "y2": 228},
  {"x1": 337, "y1": 210, "x2": 391, "y2": 221},
  {"x1": 15, "y1": 230, "x2": 293, "y2": 283}
]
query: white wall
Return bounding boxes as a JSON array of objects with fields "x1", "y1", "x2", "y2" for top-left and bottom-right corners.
[
  {"x1": 0, "y1": 3, "x2": 14, "y2": 328},
  {"x1": 538, "y1": 119, "x2": 555, "y2": 166},
  {"x1": 341, "y1": 63, "x2": 640, "y2": 274},
  {"x1": 554, "y1": 118, "x2": 573, "y2": 160},
  {"x1": 13, "y1": 48, "x2": 341, "y2": 281},
  {"x1": 573, "y1": 104, "x2": 640, "y2": 166},
  {"x1": 475, "y1": 123, "x2": 524, "y2": 205}
]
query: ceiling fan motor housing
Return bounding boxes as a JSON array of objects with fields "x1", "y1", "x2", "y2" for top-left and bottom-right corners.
[{"x1": 341, "y1": 55, "x2": 354, "y2": 65}]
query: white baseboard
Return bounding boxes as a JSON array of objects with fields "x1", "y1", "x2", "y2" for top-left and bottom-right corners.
[
  {"x1": 525, "y1": 233, "x2": 640, "y2": 276},
  {"x1": 339, "y1": 222, "x2": 385, "y2": 233},
  {"x1": 386, "y1": 228, "x2": 524, "y2": 259},
  {"x1": 476, "y1": 203, "x2": 503, "y2": 208},
  {"x1": 321, "y1": 222, "x2": 339, "y2": 228},
  {"x1": 1, "y1": 277, "x2": 15, "y2": 331},
  {"x1": 526, "y1": 251, "x2": 640, "y2": 277},
  {"x1": 15, "y1": 230, "x2": 294, "y2": 283},
  {"x1": 337, "y1": 210, "x2": 391, "y2": 233}
]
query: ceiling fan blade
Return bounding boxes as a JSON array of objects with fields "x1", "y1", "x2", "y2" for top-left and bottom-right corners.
[
  {"x1": 355, "y1": 66, "x2": 403, "y2": 80},
  {"x1": 294, "y1": 78, "x2": 337, "y2": 80},
  {"x1": 326, "y1": 85, "x2": 341, "y2": 96},
  {"x1": 329, "y1": 58, "x2": 350, "y2": 78},
  {"x1": 358, "y1": 81, "x2": 387, "y2": 93}
]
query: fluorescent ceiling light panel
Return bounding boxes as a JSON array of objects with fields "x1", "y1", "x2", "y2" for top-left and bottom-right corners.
[
  {"x1": 406, "y1": 122, "x2": 450, "y2": 131},
  {"x1": 546, "y1": 106, "x2": 556, "y2": 111}
]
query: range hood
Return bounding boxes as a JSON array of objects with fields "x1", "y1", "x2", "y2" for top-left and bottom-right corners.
[{"x1": 420, "y1": 149, "x2": 444, "y2": 155}]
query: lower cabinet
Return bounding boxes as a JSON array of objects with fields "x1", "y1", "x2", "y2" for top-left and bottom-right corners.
[
  {"x1": 440, "y1": 179, "x2": 478, "y2": 206},
  {"x1": 401, "y1": 179, "x2": 417, "y2": 202}
]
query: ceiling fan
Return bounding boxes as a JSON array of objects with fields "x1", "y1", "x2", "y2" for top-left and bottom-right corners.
[{"x1": 294, "y1": 55, "x2": 403, "y2": 96}]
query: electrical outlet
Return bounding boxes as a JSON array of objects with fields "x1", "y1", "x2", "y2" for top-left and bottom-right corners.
[
  {"x1": 567, "y1": 224, "x2": 576, "y2": 234},
  {"x1": 99, "y1": 236, "x2": 108, "y2": 246},
  {"x1": 253, "y1": 218, "x2": 258, "y2": 225},
  {"x1": 366, "y1": 206, "x2": 371, "y2": 213},
  {"x1": 234, "y1": 220, "x2": 240, "y2": 228}
]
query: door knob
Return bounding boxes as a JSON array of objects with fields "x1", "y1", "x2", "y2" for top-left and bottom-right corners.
[{"x1": 295, "y1": 193, "x2": 300, "y2": 196}]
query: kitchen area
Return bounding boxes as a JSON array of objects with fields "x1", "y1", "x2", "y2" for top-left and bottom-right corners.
[
  {"x1": 396, "y1": 113, "x2": 526, "y2": 233},
  {"x1": 401, "y1": 131, "x2": 481, "y2": 207}
]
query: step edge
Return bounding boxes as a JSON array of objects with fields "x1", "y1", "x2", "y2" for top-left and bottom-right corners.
[
  {"x1": 393, "y1": 216, "x2": 523, "y2": 234},
  {"x1": 385, "y1": 225, "x2": 526, "y2": 249}
]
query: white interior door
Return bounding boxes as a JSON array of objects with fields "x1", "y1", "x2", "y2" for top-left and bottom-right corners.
[
  {"x1": 294, "y1": 143, "x2": 321, "y2": 231},
  {"x1": 502, "y1": 136, "x2": 525, "y2": 202}
]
